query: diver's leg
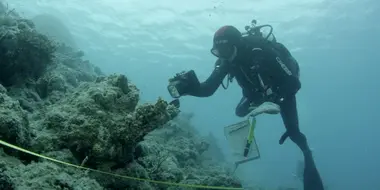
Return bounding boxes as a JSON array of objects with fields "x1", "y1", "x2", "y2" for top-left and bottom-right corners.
[
  {"x1": 279, "y1": 95, "x2": 324, "y2": 190},
  {"x1": 279, "y1": 95, "x2": 309, "y2": 152},
  {"x1": 235, "y1": 97, "x2": 252, "y2": 117},
  {"x1": 303, "y1": 151, "x2": 324, "y2": 190}
]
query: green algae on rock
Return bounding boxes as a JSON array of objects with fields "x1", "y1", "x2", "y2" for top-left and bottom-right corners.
[
  {"x1": 0, "y1": 148, "x2": 104, "y2": 190},
  {"x1": 0, "y1": 11, "x2": 57, "y2": 86},
  {"x1": 132, "y1": 115, "x2": 243, "y2": 190},
  {"x1": 0, "y1": 84, "x2": 32, "y2": 157},
  {"x1": 31, "y1": 74, "x2": 179, "y2": 169}
]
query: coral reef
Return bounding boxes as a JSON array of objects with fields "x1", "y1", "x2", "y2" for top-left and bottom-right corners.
[
  {"x1": 31, "y1": 74, "x2": 176, "y2": 169},
  {"x1": 0, "y1": 4, "x2": 55, "y2": 86},
  {"x1": 101, "y1": 114, "x2": 242, "y2": 190},
  {"x1": 0, "y1": 85, "x2": 31, "y2": 159},
  {"x1": 0, "y1": 2, "x2": 244, "y2": 190},
  {"x1": 0, "y1": 148, "x2": 102, "y2": 190}
]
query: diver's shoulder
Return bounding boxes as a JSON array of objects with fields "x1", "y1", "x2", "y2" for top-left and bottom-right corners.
[
  {"x1": 242, "y1": 35, "x2": 265, "y2": 44},
  {"x1": 241, "y1": 35, "x2": 276, "y2": 49}
]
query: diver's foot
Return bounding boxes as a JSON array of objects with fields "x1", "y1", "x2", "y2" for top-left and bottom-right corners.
[{"x1": 303, "y1": 154, "x2": 324, "y2": 190}]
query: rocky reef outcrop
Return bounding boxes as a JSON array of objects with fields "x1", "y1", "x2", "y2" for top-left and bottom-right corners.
[
  {"x1": 0, "y1": 7, "x2": 56, "y2": 87},
  {"x1": 0, "y1": 2, "x2": 243, "y2": 190},
  {"x1": 133, "y1": 115, "x2": 242, "y2": 190}
]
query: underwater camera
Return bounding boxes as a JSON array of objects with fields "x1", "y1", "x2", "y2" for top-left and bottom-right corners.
[{"x1": 242, "y1": 19, "x2": 277, "y2": 42}]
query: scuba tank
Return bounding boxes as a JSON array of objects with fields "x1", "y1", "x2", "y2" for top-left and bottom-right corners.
[{"x1": 241, "y1": 19, "x2": 277, "y2": 42}]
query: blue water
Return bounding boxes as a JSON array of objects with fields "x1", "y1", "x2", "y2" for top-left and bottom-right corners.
[{"x1": 8, "y1": 0, "x2": 380, "y2": 189}]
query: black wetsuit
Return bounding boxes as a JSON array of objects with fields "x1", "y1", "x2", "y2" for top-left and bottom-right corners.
[
  {"x1": 182, "y1": 35, "x2": 324, "y2": 190},
  {"x1": 186, "y1": 35, "x2": 305, "y2": 148}
]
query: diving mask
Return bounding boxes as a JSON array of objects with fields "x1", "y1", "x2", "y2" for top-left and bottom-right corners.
[{"x1": 211, "y1": 44, "x2": 237, "y2": 60}]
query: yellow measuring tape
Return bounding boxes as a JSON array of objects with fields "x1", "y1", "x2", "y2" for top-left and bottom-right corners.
[
  {"x1": 0, "y1": 139, "x2": 243, "y2": 190},
  {"x1": 247, "y1": 117, "x2": 256, "y2": 144}
]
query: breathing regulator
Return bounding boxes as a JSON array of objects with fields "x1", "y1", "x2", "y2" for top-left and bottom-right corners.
[{"x1": 242, "y1": 19, "x2": 277, "y2": 42}]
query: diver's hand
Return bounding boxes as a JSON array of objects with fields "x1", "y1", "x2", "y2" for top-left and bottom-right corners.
[
  {"x1": 167, "y1": 71, "x2": 192, "y2": 98},
  {"x1": 168, "y1": 71, "x2": 186, "y2": 83},
  {"x1": 167, "y1": 79, "x2": 188, "y2": 98},
  {"x1": 167, "y1": 70, "x2": 199, "y2": 98}
]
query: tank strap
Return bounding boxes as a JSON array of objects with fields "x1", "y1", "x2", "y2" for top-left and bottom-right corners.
[{"x1": 222, "y1": 73, "x2": 234, "y2": 89}]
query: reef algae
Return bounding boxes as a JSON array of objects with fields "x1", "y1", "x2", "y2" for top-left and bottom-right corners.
[
  {"x1": 0, "y1": 84, "x2": 31, "y2": 158},
  {"x1": 0, "y1": 148, "x2": 103, "y2": 190},
  {"x1": 134, "y1": 116, "x2": 243, "y2": 190},
  {"x1": 0, "y1": 2, "x2": 244, "y2": 190},
  {"x1": 0, "y1": 4, "x2": 56, "y2": 87}
]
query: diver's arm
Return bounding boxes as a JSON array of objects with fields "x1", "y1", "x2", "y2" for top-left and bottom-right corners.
[{"x1": 186, "y1": 59, "x2": 229, "y2": 97}]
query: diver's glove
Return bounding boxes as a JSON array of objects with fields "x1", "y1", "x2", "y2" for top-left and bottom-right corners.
[{"x1": 167, "y1": 70, "x2": 200, "y2": 98}]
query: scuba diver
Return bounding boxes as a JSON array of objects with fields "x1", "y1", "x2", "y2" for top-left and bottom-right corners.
[{"x1": 167, "y1": 19, "x2": 325, "y2": 190}]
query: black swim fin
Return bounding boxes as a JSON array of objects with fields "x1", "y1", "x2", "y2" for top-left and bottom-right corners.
[{"x1": 303, "y1": 152, "x2": 324, "y2": 190}]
